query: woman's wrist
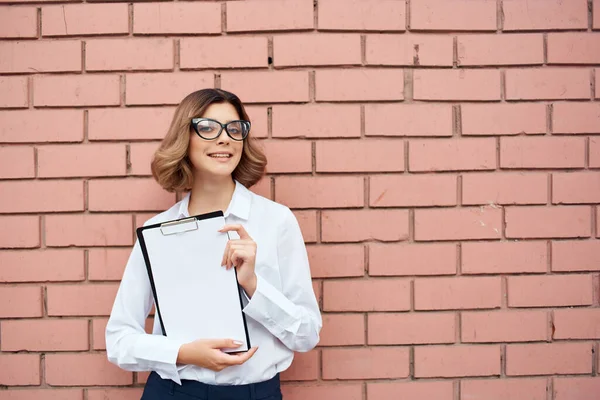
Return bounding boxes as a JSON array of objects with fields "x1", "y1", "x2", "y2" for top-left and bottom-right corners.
[{"x1": 240, "y1": 274, "x2": 258, "y2": 298}]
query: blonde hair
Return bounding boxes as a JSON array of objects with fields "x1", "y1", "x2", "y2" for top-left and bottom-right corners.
[{"x1": 151, "y1": 89, "x2": 267, "y2": 192}]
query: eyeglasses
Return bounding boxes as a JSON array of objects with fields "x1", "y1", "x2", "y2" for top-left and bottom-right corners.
[{"x1": 190, "y1": 118, "x2": 250, "y2": 141}]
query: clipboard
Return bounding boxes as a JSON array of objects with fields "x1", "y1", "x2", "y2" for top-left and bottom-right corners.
[{"x1": 136, "y1": 211, "x2": 251, "y2": 353}]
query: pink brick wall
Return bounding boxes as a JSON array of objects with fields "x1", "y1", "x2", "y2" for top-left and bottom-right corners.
[{"x1": 0, "y1": 0, "x2": 599, "y2": 399}]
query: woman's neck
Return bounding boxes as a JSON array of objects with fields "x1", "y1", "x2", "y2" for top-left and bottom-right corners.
[{"x1": 187, "y1": 176, "x2": 236, "y2": 216}]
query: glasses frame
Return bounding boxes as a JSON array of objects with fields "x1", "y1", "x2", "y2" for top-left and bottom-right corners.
[{"x1": 190, "y1": 117, "x2": 251, "y2": 141}]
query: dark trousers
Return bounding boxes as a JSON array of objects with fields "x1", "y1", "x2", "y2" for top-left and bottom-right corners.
[{"x1": 141, "y1": 371, "x2": 282, "y2": 400}]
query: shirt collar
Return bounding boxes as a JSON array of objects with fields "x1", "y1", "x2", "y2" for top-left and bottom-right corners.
[{"x1": 177, "y1": 180, "x2": 252, "y2": 221}]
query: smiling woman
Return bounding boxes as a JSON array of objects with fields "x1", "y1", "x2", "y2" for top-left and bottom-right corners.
[{"x1": 105, "y1": 88, "x2": 322, "y2": 400}]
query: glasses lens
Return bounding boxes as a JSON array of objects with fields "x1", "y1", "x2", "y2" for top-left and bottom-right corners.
[
  {"x1": 226, "y1": 121, "x2": 249, "y2": 140},
  {"x1": 195, "y1": 119, "x2": 221, "y2": 138}
]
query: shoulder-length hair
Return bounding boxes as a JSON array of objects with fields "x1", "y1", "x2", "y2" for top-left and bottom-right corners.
[{"x1": 151, "y1": 89, "x2": 267, "y2": 193}]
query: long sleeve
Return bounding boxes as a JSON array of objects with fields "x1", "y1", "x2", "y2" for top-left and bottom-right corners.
[
  {"x1": 242, "y1": 208, "x2": 322, "y2": 352},
  {"x1": 105, "y1": 240, "x2": 186, "y2": 385}
]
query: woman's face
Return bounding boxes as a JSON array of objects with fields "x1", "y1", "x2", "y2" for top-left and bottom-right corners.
[{"x1": 188, "y1": 102, "x2": 244, "y2": 180}]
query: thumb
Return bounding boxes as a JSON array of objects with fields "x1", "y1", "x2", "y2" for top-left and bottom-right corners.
[{"x1": 207, "y1": 338, "x2": 243, "y2": 349}]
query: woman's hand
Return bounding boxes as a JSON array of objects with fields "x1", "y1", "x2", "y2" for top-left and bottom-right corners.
[
  {"x1": 219, "y1": 224, "x2": 258, "y2": 297},
  {"x1": 177, "y1": 339, "x2": 258, "y2": 371}
]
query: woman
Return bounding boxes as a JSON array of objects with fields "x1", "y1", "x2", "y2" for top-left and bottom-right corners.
[{"x1": 106, "y1": 88, "x2": 322, "y2": 400}]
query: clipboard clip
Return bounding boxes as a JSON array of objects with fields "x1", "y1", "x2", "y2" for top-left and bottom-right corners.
[{"x1": 160, "y1": 217, "x2": 199, "y2": 236}]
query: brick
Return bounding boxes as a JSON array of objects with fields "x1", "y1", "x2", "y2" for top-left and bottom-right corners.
[
  {"x1": 317, "y1": 139, "x2": 404, "y2": 172},
  {"x1": 0, "y1": 180, "x2": 83, "y2": 213},
  {"x1": 501, "y1": 137, "x2": 585, "y2": 169},
  {"x1": 126, "y1": 72, "x2": 213, "y2": 106},
  {"x1": 38, "y1": 144, "x2": 126, "y2": 178},
  {"x1": 365, "y1": 103, "x2": 453, "y2": 137},
  {"x1": 316, "y1": 69, "x2": 403, "y2": 101},
  {"x1": 227, "y1": 0, "x2": 313, "y2": 32},
  {"x1": 0, "y1": 7, "x2": 37, "y2": 38},
  {"x1": 42, "y1": 4, "x2": 128, "y2": 36},
  {"x1": 369, "y1": 312, "x2": 455, "y2": 345},
  {"x1": 554, "y1": 377, "x2": 600, "y2": 400},
  {"x1": 324, "y1": 279, "x2": 410, "y2": 311},
  {"x1": 0, "y1": 76, "x2": 28, "y2": 108},
  {"x1": 92, "y1": 318, "x2": 108, "y2": 350},
  {"x1": 415, "y1": 277, "x2": 501, "y2": 311},
  {"x1": 281, "y1": 350, "x2": 319, "y2": 381},
  {"x1": 46, "y1": 353, "x2": 132, "y2": 385},
  {"x1": 462, "y1": 172, "x2": 548, "y2": 205},
  {"x1": 306, "y1": 245, "x2": 364, "y2": 278},
  {"x1": 411, "y1": 0, "x2": 496, "y2": 31},
  {"x1": 0, "y1": 216, "x2": 39, "y2": 248},
  {"x1": 34, "y1": 74, "x2": 120, "y2": 107},
  {"x1": 244, "y1": 106, "x2": 268, "y2": 138},
  {"x1": 506, "y1": 343, "x2": 593, "y2": 375},
  {"x1": 507, "y1": 274, "x2": 593, "y2": 307},
  {"x1": 553, "y1": 102, "x2": 600, "y2": 134},
  {"x1": 462, "y1": 311, "x2": 547, "y2": 343},
  {"x1": 312, "y1": 281, "x2": 322, "y2": 306},
  {"x1": 0, "y1": 40, "x2": 81, "y2": 73},
  {"x1": 415, "y1": 345, "x2": 500, "y2": 377},
  {"x1": 461, "y1": 379, "x2": 547, "y2": 400},
  {"x1": 0, "y1": 250, "x2": 84, "y2": 282},
  {"x1": 1, "y1": 319, "x2": 88, "y2": 351},
  {"x1": 0, "y1": 146, "x2": 34, "y2": 179},
  {"x1": 370, "y1": 174, "x2": 456, "y2": 207},
  {"x1": 596, "y1": 0, "x2": 600, "y2": 28},
  {"x1": 366, "y1": 34, "x2": 453, "y2": 66},
  {"x1": 274, "y1": 34, "x2": 361, "y2": 67},
  {"x1": 262, "y1": 140, "x2": 312, "y2": 173},
  {"x1": 322, "y1": 209, "x2": 409, "y2": 242},
  {"x1": 89, "y1": 107, "x2": 174, "y2": 140},
  {"x1": 322, "y1": 347, "x2": 409, "y2": 379},
  {"x1": 462, "y1": 241, "x2": 547, "y2": 274},
  {"x1": 47, "y1": 284, "x2": 119, "y2": 316},
  {"x1": 88, "y1": 178, "x2": 175, "y2": 212},
  {"x1": 46, "y1": 214, "x2": 133, "y2": 247},
  {"x1": 462, "y1": 103, "x2": 547, "y2": 136},
  {"x1": 0, "y1": 286, "x2": 42, "y2": 318},
  {"x1": 553, "y1": 240, "x2": 600, "y2": 272},
  {"x1": 1, "y1": 389, "x2": 83, "y2": 400},
  {"x1": 0, "y1": 110, "x2": 83, "y2": 143},
  {"x1": 181, "y1": 37, "x2": 267, "y2": 69},
  {"x1": 319, "y1": 0, "x2": 405, "y2": 31},
  {"x1": 133, "y1": 2, "x2": 220, "y2": 34},
  {"x1": 554, "y1": 309, "x2": 600, "y2": 339},
  {"x1": 414, "y1": 69, "x2": 501, "y2": 101},
  {"x1": 506, "y1": 68, "x2": 590, "y2": 100},
  {"x1": 369, "y1": 243, "x2": 456, "y2": 276},
  {"x1": 505, "y1": 206, "x2": 591, "y2": 239},
  {"x1": 0, "y1": 354, "x2": 40, "y2": 385},
  {"x1": 458, "y1": 34, "x2": 543, "y2": 66},
  {"x1": 88, "y1": 389, "x2": 143, "y2": 400},
  {"x1": 553, "y1": 172, "x2": 600, "y2": 204},
  {"x1": 221, "y1": 71, "x2": 309, "y2": 103},
  {"x1": 597, "y1": 69, "x2": 600, "y2": 99},
  {"x1": 410, "y1": 138, "x2": 496, "y2": 172},
  {"x1": 87, "y1": 39, "x2": 173, "y2": 71},
  {"x1": 368, "y1": 381, "x2": 454, "y2": 400},
  {"x1": 281, "y1": 384, "x2": 362, "y2": 400},
  {"x1": 275, "y1": 176, "x2": 363, "y2": 209},
  {"x1": 250, "y1": 177, "x2": 271, "y2": 200},
  {"x1": 272, "y1": 104, "x2": 361, "y2": 138},
  {"x1": 415, "y1": 207, "x2": 502, "y2": 241},
  {"x1": 88, "y1": 248, "x2": 130, "y2": 281},
  {"x1": 293, "y1": 210, "x2": 317, "y2": 242},
  {"x1": 319, "y1": 314, "x2": 364, "y2": 346},
  {"x1": 503, "y1": 0, "x2": 588, "y2": 30},
  {"x1": 591, "y1": 138, "x2": 600, "y2": 168},
  {"x1": 548, "y1": 33, "x2": 600, "y2": 64},
  {"x1": 129, "y1": 142, "x2": 158, "y2": 176}
]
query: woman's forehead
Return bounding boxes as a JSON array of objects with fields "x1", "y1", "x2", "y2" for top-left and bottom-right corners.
[{"x1": 201, "y1": 102, "x2": 239, "y2": 122}]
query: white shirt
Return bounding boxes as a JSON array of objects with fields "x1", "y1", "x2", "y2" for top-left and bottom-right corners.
[{"x1": 105, "y1": 181, "x2": 322, "y2": 385}]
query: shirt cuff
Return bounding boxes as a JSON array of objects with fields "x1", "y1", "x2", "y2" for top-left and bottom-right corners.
[
  {"x1": 148, "y1": 338, "x2": 184, "y2": 385},
  {"x1": 242, "y1": 274, "x2": 301, "y2": 335}
]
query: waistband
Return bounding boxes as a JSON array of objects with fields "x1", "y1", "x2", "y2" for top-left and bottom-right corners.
[{"x1": 147, "y1": 370, "x2": 281, "y2": 400}]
